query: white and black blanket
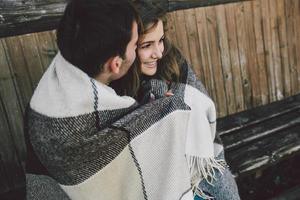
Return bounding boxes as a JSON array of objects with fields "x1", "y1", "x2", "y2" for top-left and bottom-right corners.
[{"x1": 27, "y1": 52, "x2": 225, "y2": 200}]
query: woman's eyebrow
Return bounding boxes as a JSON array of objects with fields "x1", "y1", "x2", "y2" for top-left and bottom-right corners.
[
  {"x1": 139, "y1": 35, "x2": 165, "y2": 45},
  {"x1": 139, "y1": 40, "x2": 154, "y2": 45}
]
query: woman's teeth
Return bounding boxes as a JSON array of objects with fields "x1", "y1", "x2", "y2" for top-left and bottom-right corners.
[{"x1": 145, "y1": 62, "x2": 156, "y2": 67}]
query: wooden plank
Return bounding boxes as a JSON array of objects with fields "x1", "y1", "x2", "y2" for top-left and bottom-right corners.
[
  {"x1": 0, "y1": 0, "x2": 65, "y2": 38},
  {"x1": 235, "y1": 2, "x2": 252, "y2": 109},
  {"x1": 173, "y1": 9, "x2": 192, "y2": 62},
  {"x1": 225, "y1": 124, "x2": 300, "y2": 176},
  {"x1": 205, "y1": 6, "x2": 228, "y2": 117},
  {"x1": 285, "y1": 0, "x2": 298, "y2": 95},
  {"x1": 217, "y1": 93, "x2": 300, "y2": 134},
  {"x1": 34, "y1": 31, "x2": 57, "y2": 71},
  {"x1": 276, "y1": 0, "x2": 291, "y2": 97},
  {"x1": 3, "y1": 37, "x2": 33, "y2": 112},
  {"x1": 244, "y1": 1, "x2": 262, "y2": 106},
  {"x1": 236, "y1": 153, "x2": 300, "y2": 200},
  {"x1": 0, "y1": 41, "x2": 26, "y2": 195},
  {"x1": 294, "y1": 0, "x2": 300, "y2": 93},
  {"x1": 18, "y1": 34, "x2": 45, "y2": 89},
  {"x1": 252, "y1": 0, "x2": 269, "y2": 104},
  {"x1": 168, "y1": 0, "x2": 252, "y2": 11},
  {"x1": 0, "y1": 40, "x2": 26, "y2": 163},
  {"x1": 195, "y1": 7, "x2": 217, "y2": 100},
  {"x1": 261, "y1": 0, "x2": 276, "y2": 102},
  {"x1": 165, "y1": 12, "x2": 179, "y2": 46},
  {"x1": 216, "y1": 5, "x2": 236, "y2": 114},
  {"x1": 225, "y1": 3, "x2": 245, "y2": 112},
  {"x1": 0, "y1": 0, "x2": 256, "y2": 38},
  {"x1": 49, "y1": 30, "x2": 58, "y2": 50},
  {"x1": 0, "y1": 103, "x2": 13, "y2": 194},
  {"x1": 183, "y1": 9, "x2": 205, "y2": 82},
  {"x1": 269, "y1": 0, "x2": 284, "y2": 100},
  {"x1": 50, "y1": 30, "x2": 58, "y2": 50},
  {"x1": 222, "y1": 108, "x2": 300, "y2": 150}
]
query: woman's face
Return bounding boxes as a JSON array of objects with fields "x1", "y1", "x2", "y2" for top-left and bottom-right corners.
[{"x1": 137, "y1": 20, "x2": 165, "y2": 76}]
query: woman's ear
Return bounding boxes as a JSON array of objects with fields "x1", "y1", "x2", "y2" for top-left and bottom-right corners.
[{"x1": 109, "y1": 56, "x2": 123, "y2": 74}]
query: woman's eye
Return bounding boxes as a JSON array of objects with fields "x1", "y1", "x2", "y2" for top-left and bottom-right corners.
[
  {"x1": 140, "y1": 44, "x2": 151, "y2": 49},
  {"x1": 159, "y1": 37, "x2": 165, "y2": 43}
]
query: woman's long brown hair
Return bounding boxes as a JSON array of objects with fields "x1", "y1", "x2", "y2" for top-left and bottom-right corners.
[{"x1": 110, "y1": 1, "x2": 184, "y2": 98}]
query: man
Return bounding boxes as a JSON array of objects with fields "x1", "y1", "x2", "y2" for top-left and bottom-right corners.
[
  {"x1": 26, "y1": 1, "x2": 239, "y2": 199},
  {"x1": 26, "y1": 0, "x2": 139, "y2": 199},
  {"x1": 56, "y1": 0, "x2": 139, "y2": 84}
]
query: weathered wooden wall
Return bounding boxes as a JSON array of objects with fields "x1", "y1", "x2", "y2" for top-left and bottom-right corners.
[
  {"x1": 166, "y1": 0, "x2": 300, "y2": 116},
  {"x1": 0, "y1": 0, "x2": 299, "y2": 196},
  {"x1": 0, "y1": 31, "x2": 57, "y2": 196}
]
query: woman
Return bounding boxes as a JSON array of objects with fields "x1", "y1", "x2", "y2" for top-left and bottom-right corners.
[
  {"x1": 111, "y1": 2, "x2": 182, "y2": 100},
  {"x1": 111, "y1": 1, "x2": 240, "y2": 199}
]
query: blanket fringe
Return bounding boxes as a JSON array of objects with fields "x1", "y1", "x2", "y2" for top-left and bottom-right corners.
[
  {"x1": 194, "y1": 187, "x2": 214, "y2": 199},
  {"x1": 187, "y1": 156, "x2": 226, "y2": 199}
]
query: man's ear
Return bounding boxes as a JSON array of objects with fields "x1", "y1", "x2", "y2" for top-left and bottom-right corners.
[{"x1": 108, "y1": 56, "x2": 123, "y2": 74}]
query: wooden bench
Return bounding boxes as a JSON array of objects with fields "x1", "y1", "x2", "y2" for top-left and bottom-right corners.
[
  {"x1": 218, "y1": 93, "x2": 300, "y2": 199},
  {"x1": 1, "y1": 94, "x2": 299, "y2": 200},
  {"x1": 1, "y1": 0, "x2": 300, "y2": 199}
]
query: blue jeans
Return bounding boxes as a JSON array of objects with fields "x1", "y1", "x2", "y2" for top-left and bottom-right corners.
[
  {"x1": 194, "y1": 195, "x2": 205, "y2": 200},
  {"x1": 195, "y1": 151, "x2": 241, "y2": 200}
]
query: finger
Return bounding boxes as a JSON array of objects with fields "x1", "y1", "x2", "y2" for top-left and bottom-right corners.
[{"x1": 165, "y1": 92, "x2": 174, "y2": 97}]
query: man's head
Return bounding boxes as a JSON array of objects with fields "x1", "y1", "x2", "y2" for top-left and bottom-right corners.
[
  {"x1": 108, "y1": 21, "x2": 138, "y2": 82},
  {"x1": 57, "y1": 0, "x2": 139, "y2": 83}
]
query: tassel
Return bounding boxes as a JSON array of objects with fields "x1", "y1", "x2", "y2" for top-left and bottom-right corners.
[
  {"x1": 194, "y1": 187, "x2": 214, "y2": 199},
  {"x1": 187, "y1": 156, "x2": 227, "y2": 199}
]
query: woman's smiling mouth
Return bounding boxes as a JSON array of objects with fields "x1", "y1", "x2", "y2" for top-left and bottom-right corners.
[{"x1": 144, "y1": 61, "x2": 157, "y2": 68}]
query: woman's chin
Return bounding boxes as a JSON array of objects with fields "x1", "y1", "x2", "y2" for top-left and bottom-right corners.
[{"x1": 142, "y1": 68, "x2": 157, "y2": 76}]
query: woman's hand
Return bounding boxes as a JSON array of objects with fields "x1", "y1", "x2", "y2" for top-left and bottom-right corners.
[
  {"x1": 165, "y1": 90, "x2": 174, "y2": 97},
  {"x1": 165, "y1": 81, "x2": 174, "y2": 97}
]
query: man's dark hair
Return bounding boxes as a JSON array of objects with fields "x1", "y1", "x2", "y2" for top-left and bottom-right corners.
[{"x1": 57, "y1": 0, "x2": 138, "y2": 77}]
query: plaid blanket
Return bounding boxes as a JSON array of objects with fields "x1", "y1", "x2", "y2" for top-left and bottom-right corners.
[{"x1": 28, "y1": 52, "x2": 225, "y2": 200}]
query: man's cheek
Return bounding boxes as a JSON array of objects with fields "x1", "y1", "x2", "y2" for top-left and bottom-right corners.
[
  {"x1": 133, "y1": 52, "x2": 137, "y2": 62},
  {"x1": 130, "y1": 51, "x2": 136, "y2": 64}
]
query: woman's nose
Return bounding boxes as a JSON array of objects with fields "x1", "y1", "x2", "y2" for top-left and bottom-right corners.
[{"x1": 151, "y1": 45, "x2": 163, "y2": 59}]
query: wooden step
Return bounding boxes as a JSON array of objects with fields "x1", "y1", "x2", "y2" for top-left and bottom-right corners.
[
  {"x1": 218, "y1": 94, "x2": 300, "y2": 176},
  {"x1": 225, "y1": 124, "x2": 300, "y2": 176},
  {"x1": 217, "y1": 94, "x2": 300, "y2": 136}
]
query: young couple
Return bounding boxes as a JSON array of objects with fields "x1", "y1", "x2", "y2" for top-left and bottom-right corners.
[{"x1": 26, "y1": 0, "x2": 240, "y2": 199}]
